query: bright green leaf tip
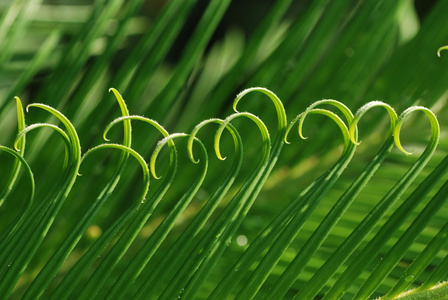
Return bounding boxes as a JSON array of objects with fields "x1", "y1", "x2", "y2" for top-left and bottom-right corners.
[
  {"x1": 216, "y1": 112, "x2": 270, "y2": 162},
  {"x1": 394, "y1": 106, "x2": 439, "y2": 156},
  {"x1": 188, "y1": 118, "x2": 223, "y2": 163},
  {"x1": 14, "y1": 96, "x2": 25, "y2": 152},
  {"x1": 234, "y1": 87, "x2": 287, "y2": 139},
  {"x1": 284, "y1": 113, "x2": 303, "y2": 144},
  {"x1": 214, "y1": 123, "x2": 228, "y2": 161},
  {"x1": 104, "y1": 116, "x2": 168, "y2": 143},
  {"x1": 350, "y1": 101, "x2": 397, "y2": 145},
  {"x1": 104, "y1": 115, "x2": 173, "y2": 180},
  {"x1": 286, "y1": 100, "x2": 353, "y2": 152},
  {"x1": 151, "y1": 133, "x2": 188, "y2": 179},
  {"x1": 437, "y1": 45, "x2": 448, "y2": 57},
  {"x1": 108, "y1": 87, "x2": 131, "y2": 148},
  {"x1": 15, "y1": 98, "x2": 24, "y2": 120},
  {"x1": 25, "y1": 103, "x2": 82, "y2": 160}
]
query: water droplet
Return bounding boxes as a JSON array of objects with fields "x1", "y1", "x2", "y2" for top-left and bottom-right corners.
[
  {"x1": 405, "y1": 275, "x2": 415, "y2": 282},
  {"x1": 237, "y1": 235, "x2": 248, "y2": 246}
]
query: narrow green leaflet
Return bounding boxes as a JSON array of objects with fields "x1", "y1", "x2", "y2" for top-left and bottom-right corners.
[
  {"x1": 2, "y1": 1, "x2": 448, "y2": 298},
  {"x1": 20, "y1": 88, "x2": 134, "y2": 299},
  {"x1": 266, "y1": 102, "x2": 397, "y2": 299},
  {"x1": 108, "y1": 120, "x2": 243, "y2": 299},
  {"x1": 48, "y1": 141, "x2": 149, "y2": 299},
  {"x1": 116, "y1": 134, "x2": 208, "y2": 300},
  {"x1": 75, "y1": 115, "x2": 176, "y2": 299},
  {"x1": 353, "y1": 157, "x2": 448, "y2": 299},
  {"x1": 216, "y1": 100, "x2": 356, "y2": 299},
  {"x1": 0, "y1": 145, "x2": 34, "y2": 247},
  {"x1": 0, "y1": 97, "x2": 26, "y2": 207},
  {"x1": 298, "y1": 106, "x2": 440, "y2": 300},
  {"x1": 0, "y1": 102, "x2": 81, "y2": 296},
  {"x1": 173, "y1": 88, "x2": 287, "y2": 299}
]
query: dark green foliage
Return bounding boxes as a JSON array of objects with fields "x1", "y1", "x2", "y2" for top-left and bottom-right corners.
[{"x1": 1, "y1": 0, "x2": 448, "y2": 299}]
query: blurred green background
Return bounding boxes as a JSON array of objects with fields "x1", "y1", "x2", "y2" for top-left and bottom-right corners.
[{"x1": 1, "y1": 0, "x2": 448, "y2": 298}]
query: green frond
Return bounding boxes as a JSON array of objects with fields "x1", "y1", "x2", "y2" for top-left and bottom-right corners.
[{"x1": 1, "y1": 1, "x2": 448, "y2": 299}]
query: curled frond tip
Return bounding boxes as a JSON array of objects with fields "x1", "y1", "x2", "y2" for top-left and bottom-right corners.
[
  {"x1": 394, "y1": 106, "x2": 439, "y2": 156},
  {"x1": 437, "y1": 45, "x2": 448, "y2": 57}
]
